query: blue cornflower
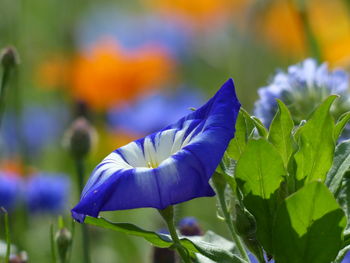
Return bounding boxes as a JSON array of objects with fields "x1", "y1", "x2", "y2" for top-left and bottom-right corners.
[
  {"x1": 254, "y1": 58, "x2": 350, "y2": 130},
  {"x1": 0, "y1": 104, "x2": 69, "y2": 158},
  {"x1": 107, "y1": 88, "x2": 203, "y2": 136},
  {"x1": 0, "y1": 172, "x2": 20, "y2": 211},
  {"x1": 72, "y1": 79, "x2": 240, "y2": 222},
  {"x1": 26, "y1": 174, "x2": 70, "y2": 214}
]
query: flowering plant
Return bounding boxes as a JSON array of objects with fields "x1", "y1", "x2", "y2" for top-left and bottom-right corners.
[{"x1": 72, "y1": 78, "x2": 350, "y2": 263}]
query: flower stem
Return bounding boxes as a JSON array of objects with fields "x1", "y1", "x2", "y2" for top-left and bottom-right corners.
[
  {"x1": 75, "y1": 158, "x2": 90, "y2": 263},
  {"x1": 1, "y1": 207, "x2": 11, "y2": 263},
  {"x1": 159, "y1": 206, "x2": 192, "y2": 263},
  {"x1": 217, "y1": 189, "x2": 250, "y2": 262}
]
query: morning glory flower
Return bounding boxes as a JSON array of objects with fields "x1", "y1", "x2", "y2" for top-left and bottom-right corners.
[
  {"x1": 26, "y1": 173, "x2": 70, "y2": 214},
  {"x1": 254, "y1": 58, "x2": 350, "y2": 132},
  {"x1": 108, "y1": 88, "x2": 203, "y2": 136},
  {"x1": 178, "y1": 217, "x2": 203, "y2": 236},
  {"x1": 72, "y1": 79, "x2": 240, "y2": 222}
]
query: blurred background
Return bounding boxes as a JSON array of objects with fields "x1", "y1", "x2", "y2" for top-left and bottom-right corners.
[{"x1": 1, "y1": 0, "x2": 350, "y2": 262}]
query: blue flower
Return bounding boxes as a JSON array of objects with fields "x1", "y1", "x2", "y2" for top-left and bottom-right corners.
[
  {"x1": 107, "y1": 88, "x2": 204, "y2": 136},
  {"x1": 26, "y1": 174, "x2": 70, "y2": 214},
  {"x1": 0, "y1": 172, "x2": 20, "y2": 211},
  {"x1": 178, "y1": 217, "x2": 203, "y2": 236},
  {"x1": 0, "y1": 104, "x2": 69, "y2": 158},
  {"x1": 343, "y1": 251, "x2": 350, "y2": 263},
  {"x1": 254, "y1": 58, "x2": 350, "y2": 130},
  {"x1": 72, "y1": 79, "x2": 240, "y2": 222}
]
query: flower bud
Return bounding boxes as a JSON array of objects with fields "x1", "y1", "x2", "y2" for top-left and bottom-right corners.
[
  {"x1": 55, "y1": 227, "x2": 72, "y2": 263},
  {"x1": 65, "y1": 117, "x2": 95, "y2": 160},
  {"x1": 1, "y1": 47, "x2": 19, "y2": 68},
  {"x1": 178, "y1": 217, "x2": 203, "y2": 236}
]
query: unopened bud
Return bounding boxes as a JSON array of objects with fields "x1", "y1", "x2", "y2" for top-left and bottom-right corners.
[
  {"x1": 178, "y1": 217, "x2": 203, "y2": 236},
  {"x1": 65, "y1": 117, "x2": 95, "y2": 160},
  {"x1": 1, "y1": 47, "x2": 19, "y2": 68},
  {"x1": 55, "y1": 227, "x2": 72, "y2": 263}
]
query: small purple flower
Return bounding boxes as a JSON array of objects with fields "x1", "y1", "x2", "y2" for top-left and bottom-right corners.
[
  {"x1": 0, "y1": 172, "x2": 20, "y2": 211},
  {"x1": 107, "y1": 88, "x2": 204, "y2": 136},
  {"x1": 72, "y1": 79, "x2": 240, "y2": 222},
  {"x1": 26, "y1": 174, "x2": 70, "y2": 214},
  {"x1": 178, "y1": 217, "x2": 203, "y2": 236},
  {"x1": 343, "y1": 251, "x2": 350, "y2": 263},
  {"x1": 254, "y1": 59, "x2": 350, "y2": 134}
]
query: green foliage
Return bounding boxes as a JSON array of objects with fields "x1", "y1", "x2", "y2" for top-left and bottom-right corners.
[
  {"x1": 85, "y1": 216, "x2": 247, "y2": 263},
  {"x1": 273, "y1": 182, "x2": 346, "y2": 263},
  {"x1": 326, "y1": 141, "x2": 350, "y2": 196},
  {"x1": 235, "y1": 138, "x2": 286, "y2": 254},
  {"x1": 293, "y1": 95, "x2": 337, "y2": 186},
  {"x1": 222, "y1": 97, "x2": 350, "y2": 263},
  {"x1": 268, "y1": 99, "x2": 295, "y2": 167}
]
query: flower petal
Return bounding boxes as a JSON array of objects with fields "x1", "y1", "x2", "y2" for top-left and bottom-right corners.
[{"x1": 72, "y1": 78, "x2": 240, "y2": 222}]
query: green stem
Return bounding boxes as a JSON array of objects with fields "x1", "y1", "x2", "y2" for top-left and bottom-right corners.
[
  {"x1": 1, "y1": 207, "x2": 11, "y2": 263},
  {"x1": 159, "y1": 206, "x2": 192, "y2": 263},
  {"x1": 75, "y1": 158, "x2": 90, "y2": 263},
  {"x1": 51, "y1": 224, "x2": 58, "y2": 263},
  {"x1": 217, "y1": 191, "x2": 250, "y2": 262}
]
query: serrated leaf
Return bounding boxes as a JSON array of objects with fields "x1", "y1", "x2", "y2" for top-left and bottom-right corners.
[
  {"x1": 273, "y1": 182, "x2": 346, "y2": 263},
  {"x1": 294, "y1": 96, "x2": 337, "y2": 186},
  {"x1": 326, "y1": 140, "x2": 350, "y2": 196},
  {"x1": 85, "y1": 217, "x2": 247, "y2": 263},
  {"x1": 235, "y1": 139, "x2": 286, "y2": 254},
  {"x1": 334, "y1": 112, "x2": 350, "y2": 141},
  {"x1": 268, "y1": 100, "x2": 294, "y2": 167}
]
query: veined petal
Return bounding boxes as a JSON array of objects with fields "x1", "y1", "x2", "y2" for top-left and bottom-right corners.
[{"x1": 72, "y1": 78, "x2": 240, "y2": 222}]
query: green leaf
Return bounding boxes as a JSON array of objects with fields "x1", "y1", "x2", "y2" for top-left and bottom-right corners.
[
  {"x1": 235, "y1": 138, "x2": 286, "y2": 254},
  {"x1": 294, "y1": 95, "x2": 337, "y2": 186},
  {"x1": 85, "y1": 217, "x2": 247, "y2": 263},
  {"x1": 334, "y1": 112, "x2": 350, "y2": 141},
  {"x1": 268, "y1": 100, "x2": 295, "y2": 167},
  {"x1": 273, "y1": 182, "x2": 346, "y2": 263},
  {"x1": 251, "y1": 116, "x2": 268, "y2": 138},
  {"x1": 227, "y1": 109, "x2": 255, "y2": 160},
  {"x1": 336, "y1": 176, "x2": 350, "y2": 243},
  {"x1": 326, "y1": 141, "x2": 350, "y2": 196}
]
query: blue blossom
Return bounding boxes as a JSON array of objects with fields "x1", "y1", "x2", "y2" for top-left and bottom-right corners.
[
  {"x1": 343, "y1": 251, "x2": 350, "y2": 263},
  {"x1": 26, "y1": 174, "x2": 70, "y2": 214},
  {"x1": 0, "y1": 104, "x2": 69, "y2": 158},
  {"x1": 76, "y1": 8, "x2": 192, "y2": 58},
  {"x1": 107, "y1": 88, "x2": 204, "y2": 136},
  {"x1": 254, "y1": 59, "x2": 350, "y2": 131},
  {"x1": 178, "y1": 217, "x2": 202, "y2": 236},
  {"x1": 72, "y1": 79, "x2": 240, "y2": 222},
  {"x1": 0, "y1": 172, "x2": 20, "y2": 211}
]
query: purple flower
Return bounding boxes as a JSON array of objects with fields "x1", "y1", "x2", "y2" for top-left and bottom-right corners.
[
  {"x1": 178, "y1": 217, "x2": 203, "y2": 236},
  {"x1": 0, "y1": 172, "x2": 20, "y2": 211},
  {"x1": 26, "y1": 174, "x2": 70, "y2": 214},
  {"x1": 254, "y1": 59, "x2": 350, "y2": 134},
  {"x1": 71, "y1": 79, "x2": 240, "y2": 222},
  {"x1": 107, "y1": 88, "x2": 204, "y2": 136}
]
